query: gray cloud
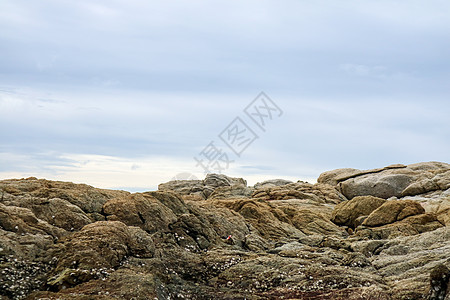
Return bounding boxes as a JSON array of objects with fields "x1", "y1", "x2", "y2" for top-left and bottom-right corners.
[{"x1": 0, "y1": 0, "x2": 449, "y2": 189}]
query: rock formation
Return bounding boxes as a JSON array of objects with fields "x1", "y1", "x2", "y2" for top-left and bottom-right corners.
[{"x1": 0, "y1": 162, "x2": 448, "y2": 299}]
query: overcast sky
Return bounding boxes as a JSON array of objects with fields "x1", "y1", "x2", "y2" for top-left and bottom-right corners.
[{"x1": 1, "y1": 1, "x2": 449, "y2": 191}]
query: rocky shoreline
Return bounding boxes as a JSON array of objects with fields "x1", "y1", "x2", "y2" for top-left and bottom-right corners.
[{"x1": 0, "y1": 161, "x2": 449, "y2": 299}]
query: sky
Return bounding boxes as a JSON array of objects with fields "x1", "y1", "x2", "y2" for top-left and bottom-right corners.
[{"x1": 0, "y1": 0, "x2": 449, "y2": 191}]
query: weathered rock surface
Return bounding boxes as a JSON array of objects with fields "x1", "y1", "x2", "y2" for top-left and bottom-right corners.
[
  {"x1": 46, "y1": 221, "x2": 154, "y2": 290},
  {"x1": 158, "y1": 173, "x2": 249, "y2": 200},
  {"x1": 0, "y1": 178, "x2": 127, "y2": 215},
  {"x1": 253, "y1": 179, "x2": 293, "y2": 189},
  {"x1": 368, "y1": 226, "x2": 450, "y2": 299},
  {"x1": 0, "y1": 162, "x2": 448, "y2": 299},
  {"x1": 331, "y1": 196, "x2": 386, "y2": 228},
  {"x1": 362, "y1": 199, "x2": 425, "y2": 227},
  {"x1": 319, "y1": 161, "x2": 450, "y2": 199},
  {"x1": 252, "y1": 181, "x2": 346, "y2": 204}
]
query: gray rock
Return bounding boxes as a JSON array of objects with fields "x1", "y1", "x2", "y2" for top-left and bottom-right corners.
[
  {"x1": 370, "y1": 227, "x2": 450, "y2": 299},
  {"x1": 252, "y1": 181, "x2": 346, "y2": 204},
  {"x1": 341, "y1": 173, "x2": 414, "y2": 199},
  {"x1": 1, "y1": 163, "x2": 449, "y2": 299},
  {"x1": 157, "y1": 179, "x2": 204, "y2": 195},
  {"x1": 208, "y1": 186, "x2": 254, "y2": 200},
  {"x1": 268, "y1": 241, "x2": 304, "y2": 253},
  {"x1": 254, "y1": 179, "x2": 293, "y2": 189},
  {"x1": 158, "y1": 173, "x2": 247, "y2": 200},
  {"x1": 318, "y1": 162, "x2": 450, "y2": 199}
]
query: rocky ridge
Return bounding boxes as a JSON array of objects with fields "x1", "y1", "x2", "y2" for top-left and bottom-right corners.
[{"x1": 0, "y1": 162, "x2": 449, "y2": 299}]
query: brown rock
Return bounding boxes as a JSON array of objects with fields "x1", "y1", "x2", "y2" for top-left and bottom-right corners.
[
  {"x1": 356, "y1": 213, "x2": 444, "y2": 240},
  {"x1": 203, "y1": 173, "x2": 246, "y2": 188},
  {"x1": 331, "y1": 196, "x2": 386, "y2": 228},
  {"x1": 291, "y1": 208, "x2": 345, "y2": 236},
  {"x1": 158, "y1": 173, "x2": 247, "y2": 200},
  {"x1": 252, "y1": 182, "x2": 346, "y2": 204},
  {"x1": 48, "y1": 221, "x2": 154, "y2": 290},
  {"x1": 436, "y1": 202, "x2": 450, "y2": 226},
  {"x1": 363, "y1": 200, "x2": 425, "y2": 227},
  {"x1": 158, "y1": 179, "x2": 204, "y2": 196},
  {"x1": 0, "y1": 164, "x2": 448, "y2": 300},
  {"x1": 0, "y1": 203, "x2": 65, "y2": 238},
  {"x1": 103, "y1": 192, "x2": 178, "y2": 233},
  {"x1": 30, "y1": 269, "x2": 161, "y2": 300},
  {"x1": 0, "y1": 177, "x2": 128, "y2": 214},
  {"x1": 197, "y1": 203, "x2": 252, "y2": 247},
  {"x1": 317, "y1": 168, "x2": 363, "y2": 186},
  {"x1": 215, "y1": 198, "x2": 308, "y2": 241},
  {"x1": 10, "y1": 197, "x2": 91, "y2": 231},
  {"x1": 400, "y1": 213, "x2": 444, "y2": 234}
]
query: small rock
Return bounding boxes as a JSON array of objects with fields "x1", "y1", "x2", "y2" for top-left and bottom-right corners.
[{"x1": 429, "y1": 264, "x2": 449, "y2": 300}]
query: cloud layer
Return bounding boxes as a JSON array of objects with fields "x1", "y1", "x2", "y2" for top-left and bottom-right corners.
[{"x1": 1, "y1": 1, "x2": 449, "y2": 190}]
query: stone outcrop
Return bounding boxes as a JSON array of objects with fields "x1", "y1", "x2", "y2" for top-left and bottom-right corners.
[
  {"x1": 253, "y1": 179, "x2": 293, "y2": 189},
  {"x1": 251, "y1": 181, "x2": 346, "y2": 204},
  {"x1": 331, "y1": 195, "x2": 386, "y2": 228},
  {"x1": 46, "y1": 221, "x2": 155, "y2": 290},
  {"x1": 318, "y1": 162, "x2": 450, "y2": 200},
  {"x1": 158, "y1": 173, "x2": 248, "y2": 200},
  {"x1": 362, "y1": 199, "x2": 425, "y2": 227},
  {"x1": 0, "y1": 162, "x2": 449, "y2": 299}
]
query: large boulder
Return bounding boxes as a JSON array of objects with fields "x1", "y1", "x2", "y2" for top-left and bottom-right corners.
[
  {"x1": 318, "y1": 162, "x2": 450, "y2": 199},
  {"x1": 356, "y1": 213, "x2": 444, "y2": 239},
  {"x1": 103, "y1": 192, "x2": 180, "y2": 233},
  {"x1": 362, "y1": 200, "x2": 425, "y2": 227},
  {"x1": 103, "y1": 191, "x2": 222, "y2": 251},
  {"x1": 5, "y1": 197, "x2": 92, "y2": 231},
  {"x1": 400, "y1": 188, "x2": 450, "y2": 226},
  {"x1": 331, "y1": 196, "x2": 386, "y2": 228},
  {"x1": 214, "y1": 198, "x2": 307, "y2": 241},
  {"x1": 345, "y1": 200, "x2": 444, "y2": 239},
  {"x1": 0, "y1": 203, "x2": 65, "y2": 238},
  {"x1": 47, "y1": 221, "x2": 154, "y2": 290},
  {"x1": 0, "y1": 177, "x2": 128, "y2": 214},
  {"x1": 317, "y1": 164, "x2": 406, "y2": 186},
  {"x1": 203, "y1": 173, "x2": 246, "y2": 188},
  {"x1": 252, "y1": 182, "x2": 346, "y2": 204},
  {"x1": 158, "y1": 173, "x2": 248, "y2": 199},
  {"x1": 157, "y1": 179, "x2": 204, "y2": 196},
  {"x1": 253, "y1": 179, "x2": 293, "y2": 189}
]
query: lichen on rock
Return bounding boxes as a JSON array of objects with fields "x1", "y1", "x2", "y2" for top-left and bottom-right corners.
[{"x1": 0, "y1": 162, "x2": 448, "y2": 299}]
